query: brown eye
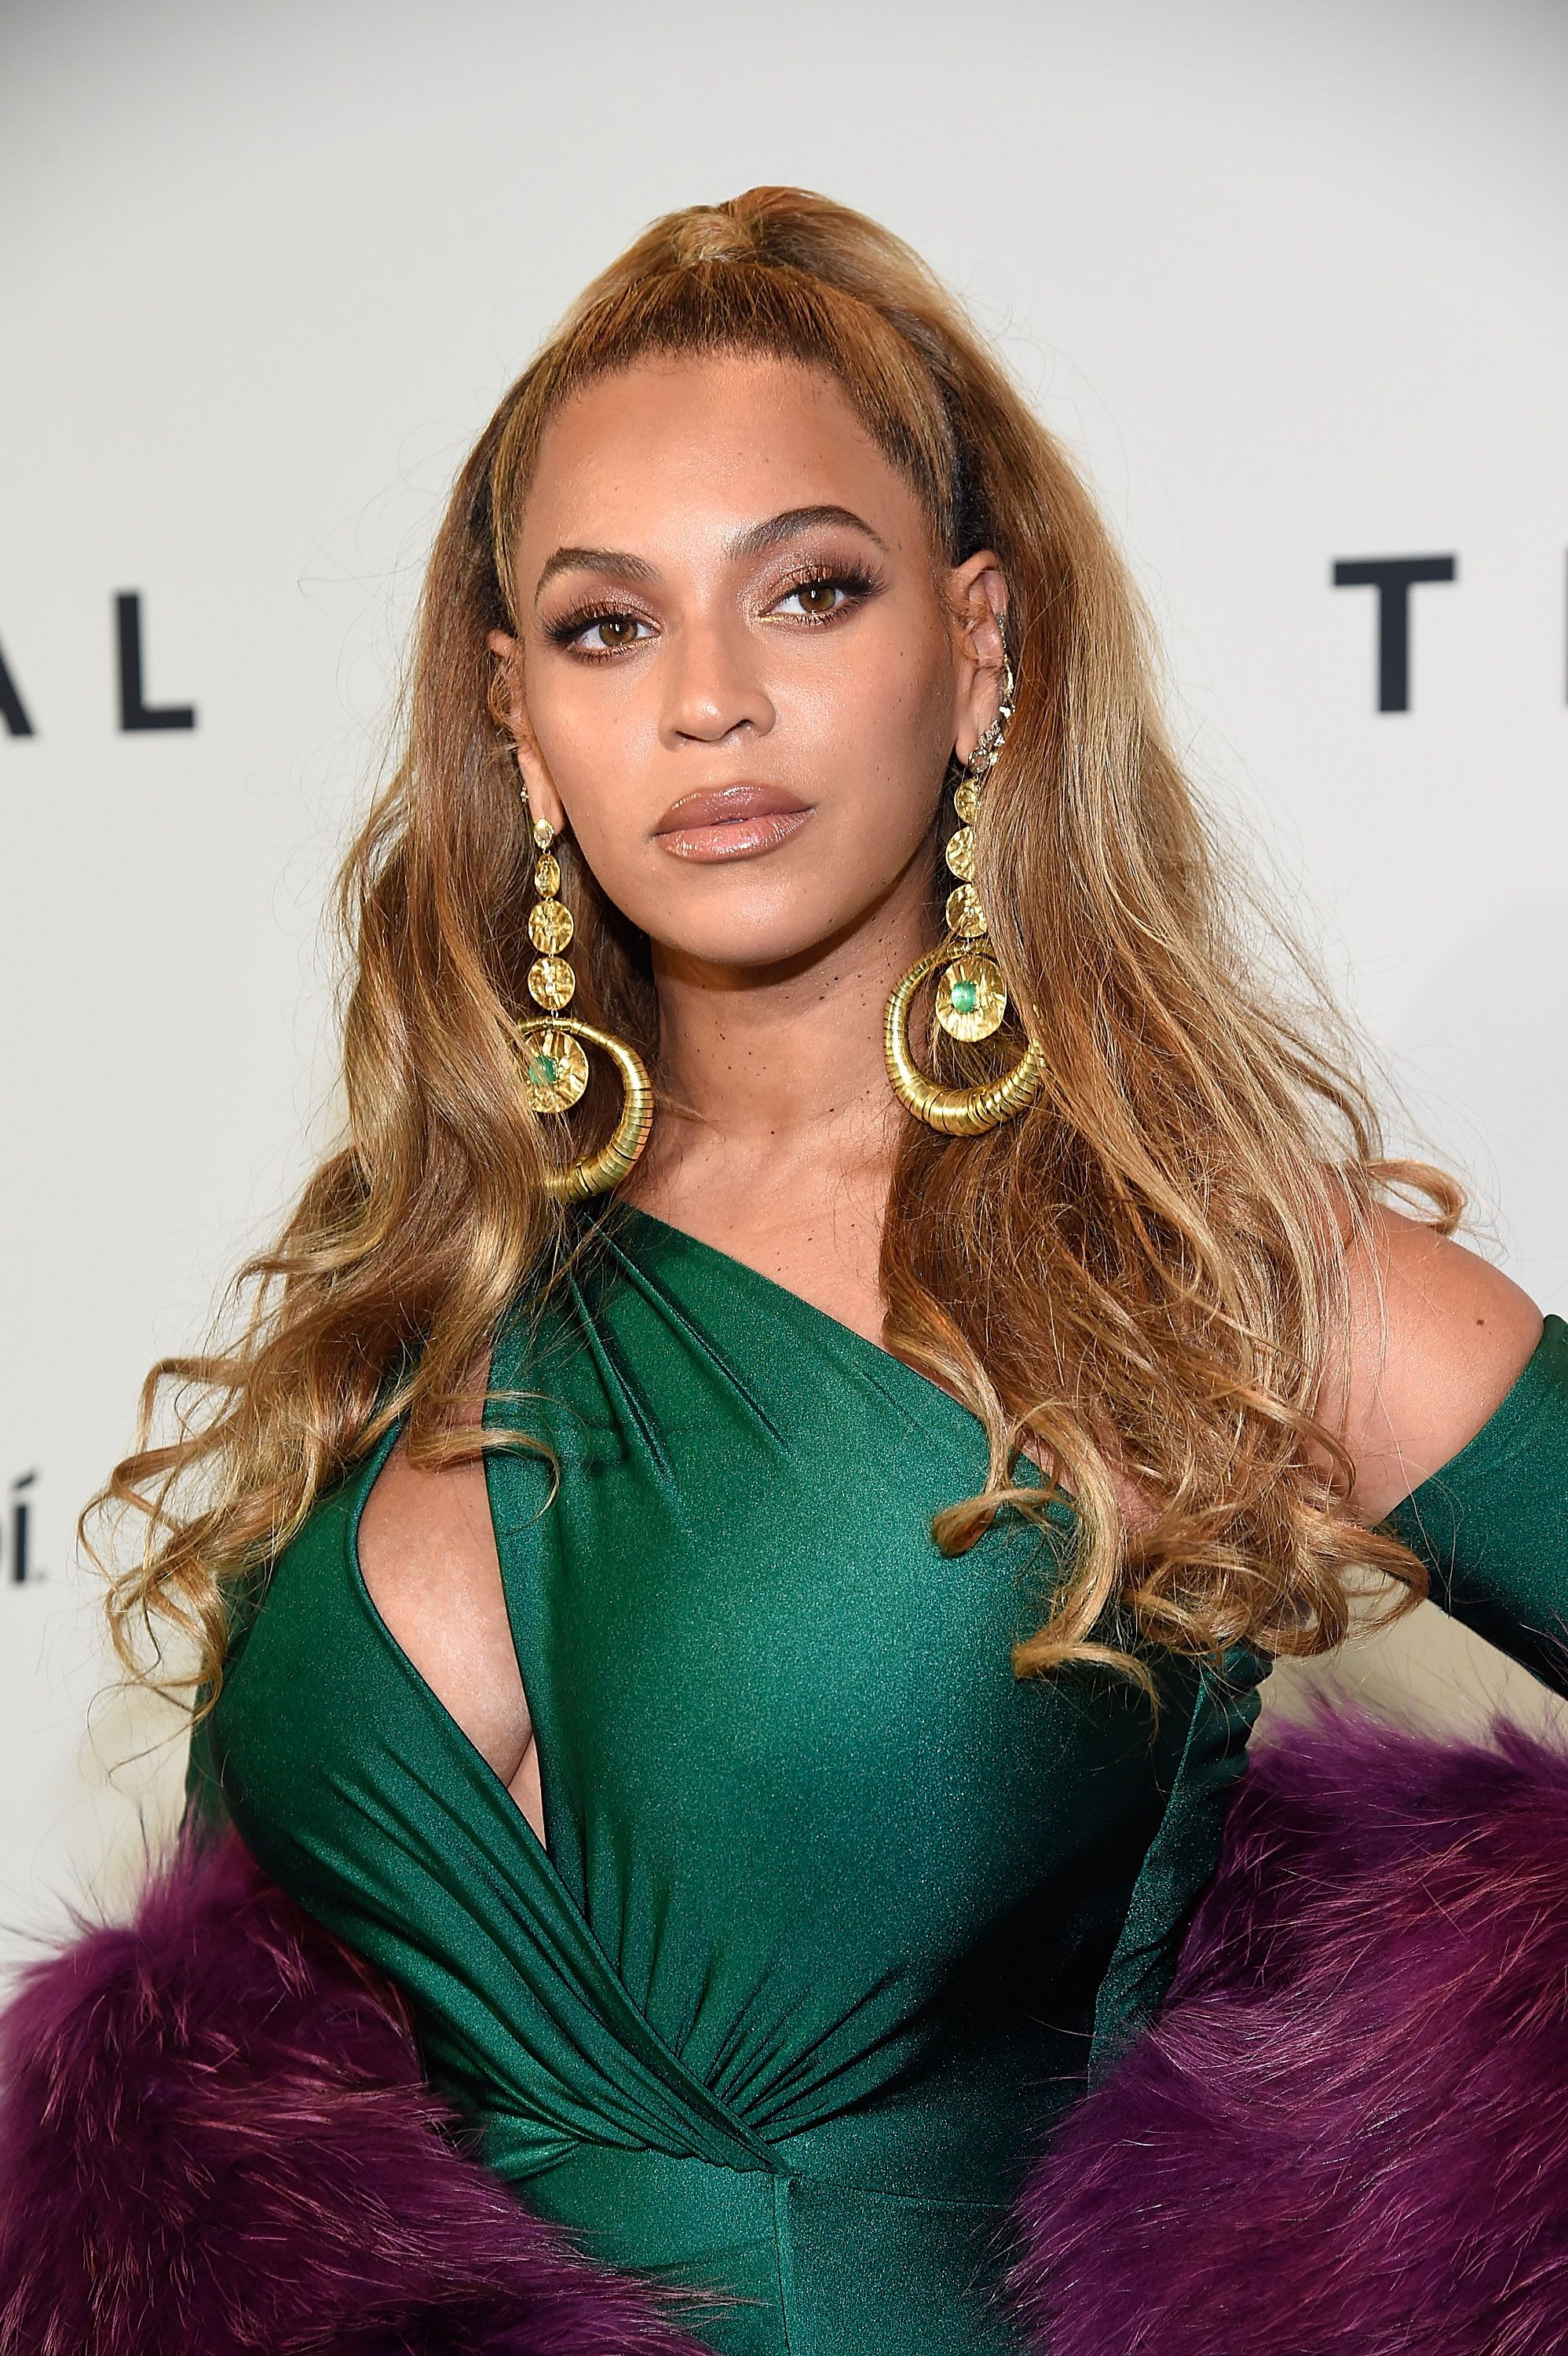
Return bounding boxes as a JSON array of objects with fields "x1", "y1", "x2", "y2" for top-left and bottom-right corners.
[
  {"x1": 792, "y1": 580, "x2": 842, "y2": 616},
  {"x1": 765, "y1": 569, "x2": 875, "y2": 626},
  {"x1": 565, "y1": 609, "x2": 650, "y2": 653}
]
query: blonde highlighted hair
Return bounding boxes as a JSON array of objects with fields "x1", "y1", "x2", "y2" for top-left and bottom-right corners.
[{"x1": 88, "y1": 186, "x2": 1455, "y2": 1718}]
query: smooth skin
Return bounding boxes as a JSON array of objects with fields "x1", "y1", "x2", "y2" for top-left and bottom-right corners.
[{"x1": 359, "y1": 352, "x2": 1543, "y2": 1843}]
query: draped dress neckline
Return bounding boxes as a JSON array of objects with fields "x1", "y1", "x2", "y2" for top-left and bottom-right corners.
[
  {"x1": 204, "y1": 1191, "x2": 1270, "y2": 2355},
  {"x1": 342, "y1": 1198, "x2": 1072, "y2": 1904},
  {"x1": 344, "y1": 1344, "x2": 784, "y2": 2172},
  {"x1": 592, "y1": 1201, "x2": 1071, "y2": 1511},
  {"x1": 338, "y1": 1197, "x2": 1087, "y2": 2181}
]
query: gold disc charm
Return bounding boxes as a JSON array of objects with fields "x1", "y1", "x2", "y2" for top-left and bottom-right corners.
[
  {"x1": 533, "y1": 851, "x2": 561, "y2": 896},
  {"x1": 944, "y1": 825, "x2": 975, "y2": 882},
  {"x1": 528, "y1": 954, "x2": 576, "y2": 1010},
  {"x1": 935, "y1": 955, "x2": 1008, "y2": 1042},
  {"x1": 519, "y1": 1024, "x2": 590, "y2": 1111},
  {"x1": 883, "y1": 945, "x2": 1044, "y2": 1136},
  {"x1": 529, "y1": 897, "x2": 574, "y2": 954},
  {"x1": 953, "y1": 774, "x2": 980, "y2": 824},
  {"x1": 945, "y1": 883, "x2": 988, "y2": 938},
  {"x1": 513, "y1": 1013, "x2": 655, "y2": 1200}
]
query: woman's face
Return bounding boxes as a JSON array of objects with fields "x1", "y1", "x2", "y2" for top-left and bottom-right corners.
[{"x1": 491, "y1": 351, "x2": 1005, "y2": 972}]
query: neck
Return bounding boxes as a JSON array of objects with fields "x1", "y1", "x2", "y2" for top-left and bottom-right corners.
[{"x1": 629, "y1": 860, "x2": 935, "y2": 1208}]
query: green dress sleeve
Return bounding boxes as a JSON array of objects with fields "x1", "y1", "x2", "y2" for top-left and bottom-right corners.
[
  {"x1": 181, "y1": 1554, "x2": 276, "y2": 1839},
  {"x1": 1376, "y1": 1311, "x2": 1568, "y2": 1695},
  {"x1": 181, "y1": 1688, "x2": 233, "y2": 1837}
]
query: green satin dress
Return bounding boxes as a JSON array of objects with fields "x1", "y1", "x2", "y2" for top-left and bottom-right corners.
[{"x1": 188, "y1": 1202, "x2": 1568, "y2": 2355}]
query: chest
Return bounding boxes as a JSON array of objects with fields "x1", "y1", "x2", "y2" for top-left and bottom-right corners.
[{"x1": 487, "y1": 1260, "x2": 1184, "y2": 1974}]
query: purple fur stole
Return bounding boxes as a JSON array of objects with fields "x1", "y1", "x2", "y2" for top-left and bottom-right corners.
[
  {"x1": 2, "y1": 1704, "x2": 1566, "y2": 2353},
  {"x1": 1011, "y1": 1705, "x2": 1568, "y2": 2354},
  {"x1": 0, "y1": 1826, "x2": 715, "y2": 2355}
]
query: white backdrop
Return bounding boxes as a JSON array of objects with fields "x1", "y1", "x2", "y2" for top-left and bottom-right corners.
[{"x1": 2, "y1": 0, "x2": 1566, "y2": 1958}]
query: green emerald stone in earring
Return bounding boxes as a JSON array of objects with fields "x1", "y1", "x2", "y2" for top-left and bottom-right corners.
[
  {"x1": 519, "y1": 1023, "x2": 589, "y2": 1113},
  {"x1": 935, "y1": 954, "x2": 1008, "y2": 1042}
]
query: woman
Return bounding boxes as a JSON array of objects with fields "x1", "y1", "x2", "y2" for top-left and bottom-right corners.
[{"x1": 16, "y1": 188, "x2": 1568, "y2": 2354}]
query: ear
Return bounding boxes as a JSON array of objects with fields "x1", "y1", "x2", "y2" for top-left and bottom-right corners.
[
  {"x1": 485, "y1": 628, "x2": 566, "y2": 835},
  {"x1": 947, "y1": 554, "x2": 1009, "y2": 765}
]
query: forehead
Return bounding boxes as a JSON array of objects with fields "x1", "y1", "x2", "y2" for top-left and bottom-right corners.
[{"x1": 514, "y1": 350, "x2": 930, "y2": 570}]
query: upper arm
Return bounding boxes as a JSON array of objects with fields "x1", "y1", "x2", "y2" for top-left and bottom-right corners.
[{"x1": 1318, "y1": 1198, "x2": 1544, "y2": 1523}]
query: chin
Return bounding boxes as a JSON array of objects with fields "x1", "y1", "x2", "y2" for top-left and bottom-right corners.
[
  {"x1": 632, "y1": 883, "x2": 864, "y2": 968},
  {"x1": 652, "y1": 928, "x2": 840, "y2": 973}
]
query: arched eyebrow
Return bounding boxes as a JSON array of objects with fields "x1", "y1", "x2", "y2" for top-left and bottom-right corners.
[
  {"x1": 532, "y1": 505, "x2": 889, "y2": 603},
  {"x1": 534, "y1": 546, "x2": 658, "y2": 598},
  {"x1": 726, "y1": 504, "x2": 890, "y2": 561}
]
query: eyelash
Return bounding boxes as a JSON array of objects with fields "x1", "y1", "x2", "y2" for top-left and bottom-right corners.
[
  {"x1": 545, "y1": 562, "x2": 882, "y2": 660},
  {"x1": 769, "y1": 562, "x2": 881, "y2": 622}
]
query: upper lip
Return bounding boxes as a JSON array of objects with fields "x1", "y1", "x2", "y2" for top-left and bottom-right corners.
[{"x1": 652, "y1": 782, "x2": 810, "y2": 833}]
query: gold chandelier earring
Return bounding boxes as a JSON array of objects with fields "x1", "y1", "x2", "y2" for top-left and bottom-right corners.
[
  {"x1": 883, "y1": 658, "x2": 1045, "y2": 1135},
  {"x1": 514, "y1": 800, "x2": 655, "y2": 1200}
]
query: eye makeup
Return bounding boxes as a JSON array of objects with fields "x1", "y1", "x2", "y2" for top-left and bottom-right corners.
[
  {"x1": 539, "y1": 554, "x2": 885, "y2": 661},
  {"x1": 765, "y1": 558, "x2": 882, "y2": 622}
]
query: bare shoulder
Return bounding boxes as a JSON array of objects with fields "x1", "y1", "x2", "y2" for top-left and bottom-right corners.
[{"x1": 1317, "y1": 1188, "x2": 1544, "y2": 1521}]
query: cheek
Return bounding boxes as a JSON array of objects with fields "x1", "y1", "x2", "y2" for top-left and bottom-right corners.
[
  {"x1": 516, "y1": 593, "x2": 958, "y2": 953},
  {"x1": 521, "y1": 660, "x2": 658, "y2": 859},
  {"x1": 805, "y1": 605, "x2": 956, "y2": 855}
]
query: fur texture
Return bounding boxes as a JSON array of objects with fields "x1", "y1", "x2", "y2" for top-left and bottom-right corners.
[
  {"x1": 3, "y1": 1708, "x2": 1567, "y2": 2353},
  {"x1": 0, "y1": 1824, "x2": 718, "y2": 2354},
  {"x1": 1009, "y1": 1704, "x2": 1568, "y2": 2354}
]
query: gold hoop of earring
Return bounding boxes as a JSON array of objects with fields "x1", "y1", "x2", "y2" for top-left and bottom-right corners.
[
  {"x1": 514, "y1": 804, "x2": 655, "y2": 1201},
  {"x1": 883, "y1": 658, "x2": 1045, "y2": 1136}
]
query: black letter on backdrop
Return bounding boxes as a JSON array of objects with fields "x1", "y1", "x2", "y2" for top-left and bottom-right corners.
[
  {"x1": 9, "y1": 1472, "x2": 38, "y2": 1584},
  {"x1": 1332, "y1": 556, "x2": 1457, "y2": 713},
  {"x1": 0, "y1": 637, "x2": 34, "y2": 736},
  {"x1": 116, "y1": 591, "x2": 197, "y2": 731}
]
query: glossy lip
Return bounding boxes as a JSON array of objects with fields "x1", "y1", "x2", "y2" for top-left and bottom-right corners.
[{"x1": 652, "y1": 782, "x2": 813, "y2": 863}]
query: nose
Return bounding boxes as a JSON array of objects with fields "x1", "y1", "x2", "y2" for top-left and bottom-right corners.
[{"x1": 659, "y1": 619, "x2": 775, "y2": 748}]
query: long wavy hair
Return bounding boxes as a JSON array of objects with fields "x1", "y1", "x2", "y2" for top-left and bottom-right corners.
[{"x1": 88, "y1": 185, "x2": 1458, "y2": 1721}]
